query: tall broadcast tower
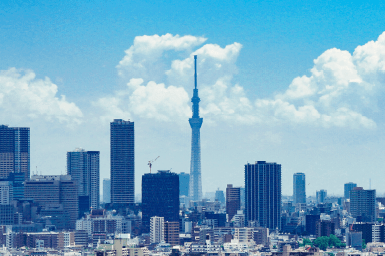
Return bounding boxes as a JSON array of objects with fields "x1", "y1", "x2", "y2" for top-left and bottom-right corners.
[{"x1": 189, "y1": 55, "x2": 203, "y2": 201}]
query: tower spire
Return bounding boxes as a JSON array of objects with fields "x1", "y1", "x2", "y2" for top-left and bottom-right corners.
[{"x1": 189, "y1": 55, "x2": 203, "y2": 201}]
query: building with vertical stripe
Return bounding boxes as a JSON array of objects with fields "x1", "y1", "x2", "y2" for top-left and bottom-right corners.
[
  {"x1": 245, "y1": 161, "x2": 281, "y2": 230},
  {"x1": 110, "y1": 119, "x2": 134, "y2": 204},
  {"x1": 0, "y1": 125, "x2": 30, "y2": 181}
]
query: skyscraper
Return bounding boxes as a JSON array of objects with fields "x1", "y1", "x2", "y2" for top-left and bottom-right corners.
[
  {"x1": 293, "y1": 173, "x2": 306, "y2": 204},
  {"x1": 0, "y1": 125, "x2": 30, "y2": 180},
  {"x1": 178, "y1": 172, "x2": 189, "y2": 197},
  {"x1": 188, "y1": 55, "x2": 203, "y2": 201},
  {"x1": 245, "y1": 161, "x2": 281, "y2": 230},
  {"x1": 142, "y1": 170, "x2": 179, "y2": 233},
  {"x1": 110, "y1": 119, "x2": 134, "y2": 204},
  {"x1": 67, "y1": 148, "x2": 100, "y2": 209},
  {"x1": 316, "y1": 189, "x2": 327, "y2": 204},
  {"x1": 350, "y1": 187, "x2": 376, "y2": 222},
  {"x1": 344, "y1": 182, "x2": 357, "y2": 199},
  {"x1": 25, "y1": 175, "x2": 78, "y2": 229},
  {"x1": 103, "y1": 178, "x2": 111, "y2": 204},
  {"x1": 226, "y1": 184, "x2": 241, "y2": 222}
]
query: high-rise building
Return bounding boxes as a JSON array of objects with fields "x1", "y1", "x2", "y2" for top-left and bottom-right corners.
[
  {"x1": 142, "y1": 170, "x2": 179, "y2": 233},
  {"x1": 215, "y1": 189, "x2": 225, "y2": 204},
  {"x1": 178, "y1": 172, "x2": 189, "y2": 197},
  {"x1": 293, "y1": 173, "x2": 306, "y2": 204},
  {"x1": 316, "y1": 190, "x2": 327, "y2": 204},
  {"x1": 67, "y1": 148, "x2": 100, "y2": 209},
  {"x1": 103, "y1": 178, "x2": 111, "y2": 204},
  {"x1": 25, "y1": 175, "x2": 78, "y2": 229},
  {"x1": 189, "y1": 55, "x2": 203, "y2": 201},
  {"x1": 226, "y1": 184, "x2": 241, "y2": 222},
  {"x1": 164, "y1": 221, "x2": 179, "y2": 246},
  {"x1": 344, "y1": 182, "x2": 357, "y2": 199},
  {"x1": 245, "y1": 161, "x2": 281, "y2": 230},
  {"x1": 110, "y1": 119, "x2": 134, "y2": 204},
  {"x1": 150, "y1": 216, "x2": 164, "y2": 244},
  {"x1": 0, "y1": 125, "x2": 30, "y2": 180},
  {"x1": 350, "y1": 187, "x2": 376, "y2": 222}
]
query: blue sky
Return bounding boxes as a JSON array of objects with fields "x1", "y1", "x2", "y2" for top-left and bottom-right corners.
[{"x1": 1, "y1": 0, "x2": 385, "y2": 197}]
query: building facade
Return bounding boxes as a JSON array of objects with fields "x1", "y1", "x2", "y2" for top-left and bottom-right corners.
[
  {"x1": 316, "y1": 190, "x2": 327, "y2": 204},
  {"x1": 67, "y1": 148, "x2": 100, "y2": 209},
  {"x1": 189, "y1": 55, "x2": 203, "y2": 201},
  {"x1": 110, "y1": 119, "x2": 134, "y2": 204},
  {"x1": 344, "y1": 182, "x2": 357, "y2": 199},
  {"x1": 293, "y1": 173, "x2": 306, "y2": 204},
  {"x1": 226, "y1": 184, "x2": 241, "y2": 222},
  {"x1": 103, "y1": 178, "x2": 111, "y2": 204},
  {"x1": 0, "y1": 125, "x2": 30, "y2": 181},
  {"x1": 25, "y1": 175, "x2": 78, "y2": 229},
  {"x1": 150, "y1": 216, "x2": 164, "y2": 244},
  {"x1": 142, "y1": 170, "x2": 179, "y2": 233},
  {"x1": 350, "y1": 187, "x2": 376, "y2": 222},
  {"x1": 245, "y1": 161, "x2": 281, "y2": 230},
  {"x1": 178, "y1": 172, "x2": 189, "y2": 197}
]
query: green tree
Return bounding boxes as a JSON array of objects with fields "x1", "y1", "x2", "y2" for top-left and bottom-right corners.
[
  {"x1": 299, "y1": 238, "x2": 313, "y2": 247},
  {"x1": 362, "y1": 239, "x2": 366, "y2": 249},
  {"x1": 313, "y1": 236, "x2": 329, "y2": 251}
]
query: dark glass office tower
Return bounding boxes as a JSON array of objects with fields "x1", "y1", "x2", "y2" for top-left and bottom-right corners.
[
  {"x1": 0, "y1": 125, "x2": 30, "y2": 181},
  {"x1": 110, "y1": 119, "x2": 134, "y2": 204},
  {"x1": 142, "y1": 170, "x2": 179, "y2": 233},
  {"x1": 293, "y1": 173, "x2": 306, "y2": 204},
  {"x1": 67, "y1": 149, "x2": 100, "y2": 209},
  {"x1": 245, "y1": 161, "x2": 281, "y2": 230},
  {"x1": 350, "y1": 187, "x2": 376, "y2": 222}
]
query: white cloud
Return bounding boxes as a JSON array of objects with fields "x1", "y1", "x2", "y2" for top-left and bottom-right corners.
[
  {"x1": 94, "y1": 78, "x2": 190, "y2": 123},
  {"x1": 99, "y1": 32, "x2": 385, "y2": 129},
  {"x1": 117, "y1": 33, "x2": 207, "y2": 82},
  {"x1": 0, "y1": 68, "x2": 83, "y2": 125}
]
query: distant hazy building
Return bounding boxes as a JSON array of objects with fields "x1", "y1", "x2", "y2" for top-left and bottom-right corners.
[
  {"x1": 25, "y1": 175, "x2": 78, "y2": 229},
  {"x1": 103, "y1": 178, "x2": 111, "y2": 204},
  {"x1": 142, "y1": 170, "x2": 179, "y2": 233},
  {"x1": 67, "y1": 148, "x2": 100, "y2": 209},
  {"x1": 293, "y1": 173, "x2": 306, "y2": 204},
  {"x1": 150, "y1": 216, "x2": 164, "y2": 244},
  {"x1": 350, "y1": 187, "x2": 376, "y2": 222},
  {"x1": 316, "y1": 189, "x2": 327, "y2": 204},
  {"x1": 178, "y1": 172, "x2": 189, "y2": 197},
  {"x1": 245, "y1": 161, "x2": 281, "y2": 230},
  {"x1": 110, "y1": 119, "x2": 135, "y2": 204},
  {"x1": 215, "y1": 189, "x2": 225, "y2": 204},
  {"x1": 226, "y1": 184, "x2": 240, "y2": 222},
  {"x1": 344, "y1": 182, "x2": 357, "y2": 199},
  {"x1": 0, "y1": 125, "x2": 30, "y2": 180}
]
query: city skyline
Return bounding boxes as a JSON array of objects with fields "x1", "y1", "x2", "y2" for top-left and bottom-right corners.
[{"x1": 1, "y1": 1, "x2": 385, "y2": 196}]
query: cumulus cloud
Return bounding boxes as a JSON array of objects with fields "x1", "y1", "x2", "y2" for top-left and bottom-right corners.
[
  {"x1": 117, "y1": 33, "x2": 207, "y2": 82},
  {"x1": 95, "y1": 78, "x2": 191, "y2": 123},
  {"x1": 98, "y1": 32, "x2": 385, "y2": 129},
  {"x1": 0, "y1": 68, "x2": 83, "y2": 124}
]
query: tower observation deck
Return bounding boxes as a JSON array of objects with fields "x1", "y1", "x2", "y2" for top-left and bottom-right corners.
[{"x1": 188, "y1": 55, "x2": 203, "y2": 201}]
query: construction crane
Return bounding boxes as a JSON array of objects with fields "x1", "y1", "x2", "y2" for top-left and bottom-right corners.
[{"x1": 148, "y1": 156, "x2": 160, "y2": 173}]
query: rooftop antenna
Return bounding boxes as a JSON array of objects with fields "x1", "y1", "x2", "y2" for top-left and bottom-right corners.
[{"x1": 370, "y1": 178, "x2": 371, "y2": 189}]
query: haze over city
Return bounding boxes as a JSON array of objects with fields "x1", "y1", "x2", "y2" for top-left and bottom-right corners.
[{"x1": 1, "y1": 0, "x2": 385, "y2": 197}]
